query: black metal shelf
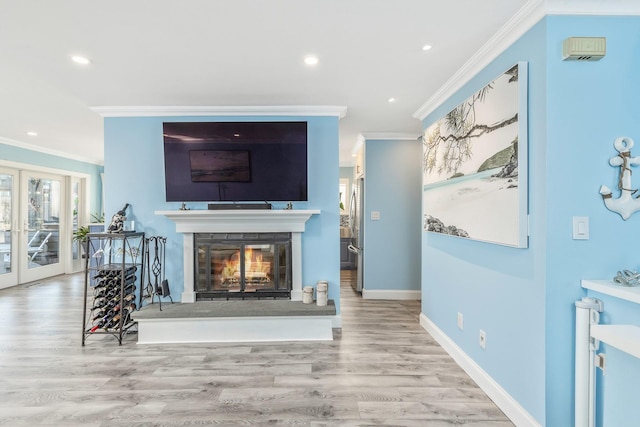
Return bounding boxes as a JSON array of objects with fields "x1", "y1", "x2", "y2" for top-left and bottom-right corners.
[{"x1": 81, "y1": 232, "x2": 145, "y2": 346}]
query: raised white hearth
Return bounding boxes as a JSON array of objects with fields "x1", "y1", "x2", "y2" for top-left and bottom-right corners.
[
  {"x1": 133, "y1": 300, "x2": 336, "y2": 344},
  {"x1": 156, "y1": 209, "x2": 320, "y2": 303}
]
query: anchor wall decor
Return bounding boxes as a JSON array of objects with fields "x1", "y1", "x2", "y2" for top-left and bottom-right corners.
[{"x1": 600, "y1": 136, "x2": 640, "y2": 220}]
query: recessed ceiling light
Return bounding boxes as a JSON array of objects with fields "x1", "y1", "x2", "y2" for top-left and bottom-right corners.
[
  {"x1": 27, "y1": 131, "x2": 38, "y2": 136},
  {"x1": 422, "y1": 44, "x2": 433, "y2": 51},
  {"x1": 304, "y1": 55, "x2": 319, "y2": 66},
  {"x1": 388, "y1": 97, "x2": 397, "y2": 103},
  {"x1": 71, "y1": 55, "x2": 91, "y2": 65}
]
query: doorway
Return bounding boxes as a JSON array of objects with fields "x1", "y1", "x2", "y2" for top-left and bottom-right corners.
[{"x1": 0, "y1": 166, "x2": 87, "y2": 289}]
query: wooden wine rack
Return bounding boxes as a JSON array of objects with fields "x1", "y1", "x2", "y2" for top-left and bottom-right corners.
[{"x1": 81, "y1": 232, "x2": 145, "y2": 346}]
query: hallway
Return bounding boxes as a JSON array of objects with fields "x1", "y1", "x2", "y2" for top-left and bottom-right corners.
[{"x1": 0, "y1": 273, "x2": 513, "y2": 426}]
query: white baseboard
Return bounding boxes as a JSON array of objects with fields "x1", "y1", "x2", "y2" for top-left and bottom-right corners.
[
  {"x1": 362, "y1": 289, "x2": 421, "y2": 300},
  {"x1": 419, "y1": 313, "x2": 541, "y2": 427}
]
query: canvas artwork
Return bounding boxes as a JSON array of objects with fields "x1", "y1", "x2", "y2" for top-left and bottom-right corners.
[{"x1": 422, "y1": 62, "x2": 528, "y2": 248}]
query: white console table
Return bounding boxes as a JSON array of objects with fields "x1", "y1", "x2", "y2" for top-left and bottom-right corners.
[{"x1": 582, "y1": 279, "x2": 640, "y2": 359}]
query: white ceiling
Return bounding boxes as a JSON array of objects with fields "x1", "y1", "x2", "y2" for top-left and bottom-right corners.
[{"x1": 0, "y1": 0, "x2": 532, "y2": 166}]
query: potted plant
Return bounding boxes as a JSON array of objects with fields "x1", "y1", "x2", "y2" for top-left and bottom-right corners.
[
  {"x1": 73, "y1": 225, "x2": 91, "y2": 259},
  {"x1": 73, "y1": 225, "x2": 90, "y2": 243}
]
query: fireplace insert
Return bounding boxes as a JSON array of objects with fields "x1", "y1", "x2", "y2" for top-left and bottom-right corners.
[{"x1": 194, "y1": 232, "x2": 292, "y2": 299}]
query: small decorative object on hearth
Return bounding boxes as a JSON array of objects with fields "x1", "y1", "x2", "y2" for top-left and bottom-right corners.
[
  {"x1": 302, "y1": 286, "x2": 314, "y2": 304},
  {"x1": 316, "y1": 280, "x2": 328, "y2": 307},
  {"x1": 107, "y1": 203, "x2": 129, "y2": 233}
]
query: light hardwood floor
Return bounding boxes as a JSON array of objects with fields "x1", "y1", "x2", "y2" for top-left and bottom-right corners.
[{"x1": 0, "y1": 272, "x2": 514, "y2": 426}]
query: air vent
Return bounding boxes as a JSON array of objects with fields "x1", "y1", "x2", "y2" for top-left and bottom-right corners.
[{"x1": 562, "y1": 37, "x2": 606, "y2": 61}]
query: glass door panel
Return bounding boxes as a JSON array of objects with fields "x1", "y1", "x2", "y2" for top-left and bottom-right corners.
[
  {"x1": 0, "y1": 168, "x2": 18, "y2": 289},
  {"x1": 211, "y1": 244, "x2": 241, "y2": 292},
  {"x1": 70, "y1": 177, "x2": 86, "y2": 273},
  {"x1": 244, "y1": 243, "x2": 274, "y2": 292},
  {"x1": 20, "y1": 172, "x2": 65, "y2": 283}
]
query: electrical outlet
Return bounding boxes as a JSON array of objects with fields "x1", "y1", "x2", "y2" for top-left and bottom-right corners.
[
  {"x1": 457, "y1": 312, "x2": 464, "y2": 330},
  {"x1": 479, "y1": 330, "x2": 486, "y2": 350}
]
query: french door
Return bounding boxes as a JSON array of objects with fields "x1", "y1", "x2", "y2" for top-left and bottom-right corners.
[
  {"x1": 0, "y1": 167, "x2": 86, "y2": 289},
  {"x1": 0, "y1": 167, "x2": 18, "y2": 289},
  {"x1": 18, "y1": 171, "x2": 66, "y2": 283}
]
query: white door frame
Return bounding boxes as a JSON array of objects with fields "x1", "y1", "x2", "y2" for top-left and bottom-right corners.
[{"x1": 0, "y1": 166, "x2": 19, "y2": 289}]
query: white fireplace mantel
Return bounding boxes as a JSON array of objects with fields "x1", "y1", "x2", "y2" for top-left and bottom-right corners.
[{"x1": 156, "y1": 209, "x2": 321, "y2": 302}]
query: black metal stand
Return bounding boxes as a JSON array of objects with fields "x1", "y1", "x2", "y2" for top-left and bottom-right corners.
[
  {"x1": 142, "y1": 236, "x2": 173, "y2": 311},
  {"x1": 81, "y1": 232, "x2": 145, "y2": 346}
]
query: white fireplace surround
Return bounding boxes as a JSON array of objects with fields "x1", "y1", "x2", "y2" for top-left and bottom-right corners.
[{"x1": 156, "y1": 209, "x2": 321, "y2": 302}]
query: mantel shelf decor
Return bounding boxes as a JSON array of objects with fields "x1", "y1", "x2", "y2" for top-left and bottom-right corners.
[{"x1": 600, "y1": 136, "x2": 640, "y2": 220}]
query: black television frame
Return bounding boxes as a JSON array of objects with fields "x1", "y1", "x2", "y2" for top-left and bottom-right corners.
[{"x1": 163, "y1": 121, "x2": 308, "y2": 202}]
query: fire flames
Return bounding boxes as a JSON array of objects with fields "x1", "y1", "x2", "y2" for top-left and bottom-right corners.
[{"x1": 221, "y1": 248, "x2": 271, "y2": 283}]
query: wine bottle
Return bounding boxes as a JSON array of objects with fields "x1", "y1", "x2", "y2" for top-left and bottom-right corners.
[
  {"x1": 93, "y1": 280, "x2": 119, "y2": 297},
  {"x1": 93, "y1": 270, "x2": 118, "y2": 280},
  {"x1": 122, "y1": 293, "x2": 136, "y2": 303},
  {"x1": 120, "y1": 302, "x2": 136, "y2": 315},
  {"x1": 93, "y1": 277, "x2": 113, "y2": 289},
  {"x1": 90, "y1": 297, "x2": 112, "y2": 310},
  {"x1": 88, "y1": 317, "x2": 109, "y2": 333},
  {"x1": 95, "y1": 284, "x2": 119, "y2": 298},
  {"x1": 105, "y1": 313, "x2": 122, "y2": 329},
  {"x1": 91, "y1": 306, "x2": 111, "y2": 320}
]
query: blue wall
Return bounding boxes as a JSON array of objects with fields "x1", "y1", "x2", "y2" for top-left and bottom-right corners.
[
  {"x1": 421, "y1": 20, "x2": 548, "y2": 423},
  {"x1": 422, "y1": 14, "x2": 640, "y2": 426},
  {"x1": 364, "y1": 138, "x2": 422, "y2": 293},
  {"x1": 547, "y1": 15, "x2": 640, "y2": 427},
  {"x1": 103, "y1": 115, "x2": 341, "y2": 311},
  {"x1": 0, "y1": 142, "x2": 103, "y2": 215}
]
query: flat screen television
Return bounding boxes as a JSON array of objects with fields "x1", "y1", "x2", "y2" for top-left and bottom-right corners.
[{"x1": 163, "y1": 121, "x2": 308, "y2": 202}]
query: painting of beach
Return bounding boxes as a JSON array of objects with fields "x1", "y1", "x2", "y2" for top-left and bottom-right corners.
[{"x1": 422, "y1": 62, "x2": 528, "y2": 247}]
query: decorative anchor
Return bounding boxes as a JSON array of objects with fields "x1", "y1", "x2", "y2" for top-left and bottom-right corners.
[{"x1": 599, "y1": 136, "x2": 640, "y2": 220}]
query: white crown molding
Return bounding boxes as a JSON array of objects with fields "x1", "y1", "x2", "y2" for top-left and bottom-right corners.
[
  {"x1": 351, "y1": 132, "x2": 421, "y2": 157},
  {"x1": 339, "y1": 160, "x2": 356, "y2": 168},
  {"x1": 91, "y1": 105, "x2": 347, "y2": 119},
  {"x1": 546, "y1": 0, "x2": 640, "y2": 15},
  {"x1": 0, "y1": 136, "x2": 103, "y2": 166},
  {"x1": 413, "y1": 0, "x2": 640, "y2": 122},
  {"x1": 413, "y1": 0, "x2": 546, "y2": 121},
  {"x1": 359, "y1": 132, "x2": 421, "y2": 141}
]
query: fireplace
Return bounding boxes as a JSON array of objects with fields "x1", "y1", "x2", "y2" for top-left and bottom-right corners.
[
  {"x1": 195, "y1": 232, "x2": 291, "y2": 299},
  {"x1": 156, "y1": 209, "x2": 320, "y2": 303}
]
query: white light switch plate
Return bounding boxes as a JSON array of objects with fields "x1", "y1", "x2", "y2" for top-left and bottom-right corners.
[
  {"x1": 572, "y1": 216, "x2": 589, "y2": 240},
  {"x1": 371, "y1": 211, "x2": 381, "y2": 221}
]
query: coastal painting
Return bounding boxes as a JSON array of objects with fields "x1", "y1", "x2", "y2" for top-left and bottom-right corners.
[{"x1": 423, "y1": 62, "x2": 528, "y2": 248}]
